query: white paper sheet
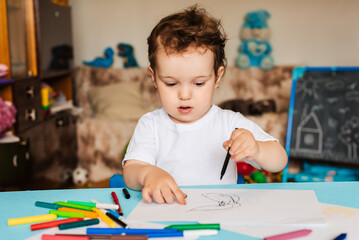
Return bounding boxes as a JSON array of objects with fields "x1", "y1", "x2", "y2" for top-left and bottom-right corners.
[
  {"x1": 221, "y1": 203, "x2": 359, "y2": 239},
  {"x1": 127, "y1": 189, "x2": 325, "y2": 225}
]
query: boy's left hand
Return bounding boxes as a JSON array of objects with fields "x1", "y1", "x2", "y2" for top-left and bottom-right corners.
[{"x1": 223, "y1": 128, "x2": 259, "y2": 162}]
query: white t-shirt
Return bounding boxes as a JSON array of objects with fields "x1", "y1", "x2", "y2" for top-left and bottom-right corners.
[{"x1": 123, "y1": 105, "x2": 277, "y2": 186}]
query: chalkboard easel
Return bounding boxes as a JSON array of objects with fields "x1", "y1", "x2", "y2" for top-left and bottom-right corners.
[{"x1": 283, "y1": 67, "x2": 359, "y2": 182}]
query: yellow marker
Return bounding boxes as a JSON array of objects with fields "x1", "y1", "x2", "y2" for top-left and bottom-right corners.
[
  {"x1": 58, "y1": 207, "x2": 98, "y2": 219},
  {"x1": 8, "y1": 213, "x2": 57, "y2": 226},
  {"x1": 92, "y1": 207, "x2": 116, "y2": 228}
]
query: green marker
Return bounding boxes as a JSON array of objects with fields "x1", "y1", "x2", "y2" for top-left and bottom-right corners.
[
  {"x1": 165, "y1": 223, "x2": 220, "y2": 231},
  {"x1": 49, "y1": 210, "x2": 85, "y2": 218},
  {"x1": 66, "y1": 201, "x2": 96, "y2": 207},
  {"x1": 35, "y1": 201, "x2": 60, "y2": 210},
  {"x1": 54, "y1": 201, "x2": 93, "y2": 211},
  {"x1": 59, "y1": 218, "x2": 99, "y2": 230}
]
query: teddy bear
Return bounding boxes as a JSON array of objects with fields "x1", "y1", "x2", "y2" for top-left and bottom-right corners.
[{"x1": 237, "y1": 10, "x2": 274, "y2": 70}]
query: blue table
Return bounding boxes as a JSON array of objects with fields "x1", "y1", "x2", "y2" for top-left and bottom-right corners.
[{"x1": 1, "y1": 182, "x2": 359, "y2": 240}]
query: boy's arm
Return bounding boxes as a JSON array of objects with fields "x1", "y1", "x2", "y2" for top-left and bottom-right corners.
[
  {"x1": 123, "y1": 160, "x2": 187, "y2": 204},
  {"x1": 254, "y1": 141, "x2": 288, "y2": 173}
]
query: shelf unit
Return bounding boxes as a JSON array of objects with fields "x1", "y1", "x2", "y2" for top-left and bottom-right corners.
[{"x1": 0, "y1": 0, "x2": 77, "y2": 189}]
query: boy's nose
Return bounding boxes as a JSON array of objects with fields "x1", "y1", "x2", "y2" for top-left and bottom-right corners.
[{"x1": 178, "y1": 86, "x2": 191, "y2": 100}]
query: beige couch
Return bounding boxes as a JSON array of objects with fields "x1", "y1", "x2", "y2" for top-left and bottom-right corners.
[{"x1": 75, "y1": 66, "x2": 293, "y2": 182}]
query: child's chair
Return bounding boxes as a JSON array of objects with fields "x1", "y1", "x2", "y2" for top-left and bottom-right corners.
[{"x1": 109, "y1": 173, "x2": 245, "y2": 188}]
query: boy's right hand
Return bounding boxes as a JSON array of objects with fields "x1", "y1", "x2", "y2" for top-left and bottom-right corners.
[{"x1": 142, "y1": 167, "x2": 187, "y2": 205}]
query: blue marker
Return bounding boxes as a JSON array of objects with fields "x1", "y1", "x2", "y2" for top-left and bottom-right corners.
[
  {"x1": 86, "y1": 228, "x2": 218, "y2": 238},
  {"x1": 333, "y1": 233, "x2": 347, "y2": 240},
  {"x1": 87, "y1": 228, "x2": 178, "y2": 235}
]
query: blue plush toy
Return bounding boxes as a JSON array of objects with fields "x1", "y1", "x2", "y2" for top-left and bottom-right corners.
[
  {"x1": 83, "y1": 47, "x2": 114, "y2": 68},
  {"x1": 238, "y1": 39, "x2": 274, "y2": 70},
  {"x1": 237, "y1": 10, "x2": 274, "y2": 70},
  {"x1": 117, "y1": 43, "x2": 139, "y2": 68}
]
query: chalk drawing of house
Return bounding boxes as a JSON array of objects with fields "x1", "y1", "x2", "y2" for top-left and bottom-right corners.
[{"x1": 295, "y1": 112, "x2": 323, "y2": 154}]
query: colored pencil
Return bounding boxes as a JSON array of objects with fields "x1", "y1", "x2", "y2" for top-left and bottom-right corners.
[
  {"x1": 106, "y1": 209, "x2": 128, "y2": 228},
  {"x1": 165, "y1": 223, "x2": 220, "y2": 230},
  {"x1": 54, "y1": 201, "x2": 93, "y2": 211},
  {"x1": 57, "y1": 207, "x2": 98, "y2": 219},
  {"x1": 122, "y1": 188, "x2": 131, "y2": 199},
  {"x1": 55, "y1": 234, "x2": 148, "y2": 240},
  {"x1": 42, "y1": 234, "x2": 89, "y2": 240},
  {"x1": 69, "y1": 200, "x2": 119, "y2": 210},
  {"x1": 91, "y1": 207, "x2": 117, "y2": 228},
  {"x1": 59, "y1": 218, "x2": 100, "y2": 230},
  {"x1": 35, "y1": 201, "x2": 60, "y2": 210},
  {"x1": 49, "y1": 210, "x2": 85, "y2": 218},
  {"x1": 86, "y1": 228, "x2": 178, "y2": 235},
  {"x1": 8, "y1": 213, "x2": 57, "y2": 226},
  {"x1": 31, "y1": 217, "x2": 83, "y2": 231},
  {"x1": 110, "y1": 192, "x2": 123, "y2": 215},
  {"x1": 105, "y1": 211, "x2": 128, "y2": 228},
  {"x1": 264, "y1": 229, "x2": 312, "y2": 240}
]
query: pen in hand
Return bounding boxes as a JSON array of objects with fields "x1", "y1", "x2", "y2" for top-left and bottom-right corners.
[
  {"x1": 220, "y1": 128, "x2": 238, "y2": 180},
  {"x1": 220, "y1": 147, "x2": 231, "y2": 180}
]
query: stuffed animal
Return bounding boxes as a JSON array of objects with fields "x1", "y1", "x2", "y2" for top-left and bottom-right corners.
[
  {"x1": 72, "y1": 167, "x2": 89, "y2": 186},
  {"x1": 117, "y1": 43, "x2": 139, "y2": 68},
  {"x1": 0, "y1": 97, "x2": 16, "y2": 138},
  {"x1": 83, "y1": 47, "x2": 114, "y2": 68},
  {"x1": 237, "y1": 10, "x2": 274, "y2": 70},
  {"x1": 0, "y1": 64, "x2": 8, "y2": 77},
  {"x1": 50, "y1": 44, "x2": 73, "y2": 70}
]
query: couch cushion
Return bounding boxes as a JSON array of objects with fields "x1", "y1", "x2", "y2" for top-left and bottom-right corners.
[{"x1": 88, "y1": 81, "x2": 147, "y2": 121}]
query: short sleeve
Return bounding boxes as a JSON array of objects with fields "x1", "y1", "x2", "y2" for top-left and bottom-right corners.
[{"x1": 122, "y1": 114, "x2": 157, "y2": 167}]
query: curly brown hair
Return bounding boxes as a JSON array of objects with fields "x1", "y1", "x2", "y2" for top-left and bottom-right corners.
[{"x1": 147, "y1": 5, "x2": 227, "y2": 78}]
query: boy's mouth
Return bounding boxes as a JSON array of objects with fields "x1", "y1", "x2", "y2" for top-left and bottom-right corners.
[{"x1": 178, "y1": 106, "x2": 193, "y2": 114}]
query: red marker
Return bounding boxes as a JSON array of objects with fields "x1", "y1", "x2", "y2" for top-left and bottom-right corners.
[
  {"x1": 31, "y1": 217, "x2": 83, "y2": 231},
  {"x1": 111, "y1": 191, "x2": 123, "y2": 216},
  {"x1": 42, "y1": 234, "x2": 89, "y2": 240}
]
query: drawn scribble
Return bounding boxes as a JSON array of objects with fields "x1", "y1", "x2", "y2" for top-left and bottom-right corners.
[
  {"x1": 296, "y1": 78, "x2": 320, "y2": 100},
  {"x1": 296, "y1": 112, "x2": 323, "y2": 154},
  {"x1": 189, "y1": 193, "x2": 241, "y2": 211},
  {"x1": 338, "y1": 116, "x2": 359, "y2": 159}
]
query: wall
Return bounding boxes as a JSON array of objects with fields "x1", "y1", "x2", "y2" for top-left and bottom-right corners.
[{"x1": 70, "y1": 0, "x2": 359, "y2": 68}]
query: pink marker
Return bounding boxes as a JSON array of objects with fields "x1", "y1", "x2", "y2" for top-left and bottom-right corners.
[{"x1": 264, "y1": 229, "x2": 312, "y2": 240}]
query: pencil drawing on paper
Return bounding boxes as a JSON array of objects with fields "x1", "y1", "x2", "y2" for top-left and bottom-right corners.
[{"x1": 189, "y1": 192, "x2": 241, "y2": 211}]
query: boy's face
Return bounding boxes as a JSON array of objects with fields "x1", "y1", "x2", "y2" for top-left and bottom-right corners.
[{"x1": 149, "y1": 45, "x2": 224, "y2": 124}]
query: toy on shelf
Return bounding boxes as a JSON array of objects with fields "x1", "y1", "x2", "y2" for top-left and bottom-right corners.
[
  {"x1": 49, "y1": 44, "x2": 73, "y2": 70},
  {"x1": 117, "y1": 43, "x2": 139, "y2": 68},
  {"x1": 83, "y1": 47, "x2": 114, "y2": 68},
  {"x1": 0, "y1": 97, "x2": 16, "y2": 138},
  {"x1": 287, "y1": 161, "x2": 359, "y2": 182},
  {"x1": 237, "y1": 161, "x2": 282, "y2": 183},
  {"x1": 288, "y1": 162, "x2": 359, "y2": 182},
  {"x1": 236, "y1": 10, "x2": 274, "y2": 70},
  {"x1": 0, "y1": 64, "x2": 8, "y2": 77},
  {"x1": 40, "y1": 83, "x2": 54, "y2": 110},
  {"x1": 72, "y1": 167, "x2": 89, "y2": 186}
]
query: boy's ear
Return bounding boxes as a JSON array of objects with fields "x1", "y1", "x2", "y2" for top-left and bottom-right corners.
[
  {"x1": 148, "y1": 66, "x2": 158, "y2": 88},
  {"x1": 215, "y1": 66, "x2": 225, "y2": 88}
]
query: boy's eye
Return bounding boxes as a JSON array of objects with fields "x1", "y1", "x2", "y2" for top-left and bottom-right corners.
[
  {"x1": 165, "y1": 82, "x2": 176, "y2": 86},
  {"x1": 195, "y1": 82, "x2": 205, "y2": 86}
]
